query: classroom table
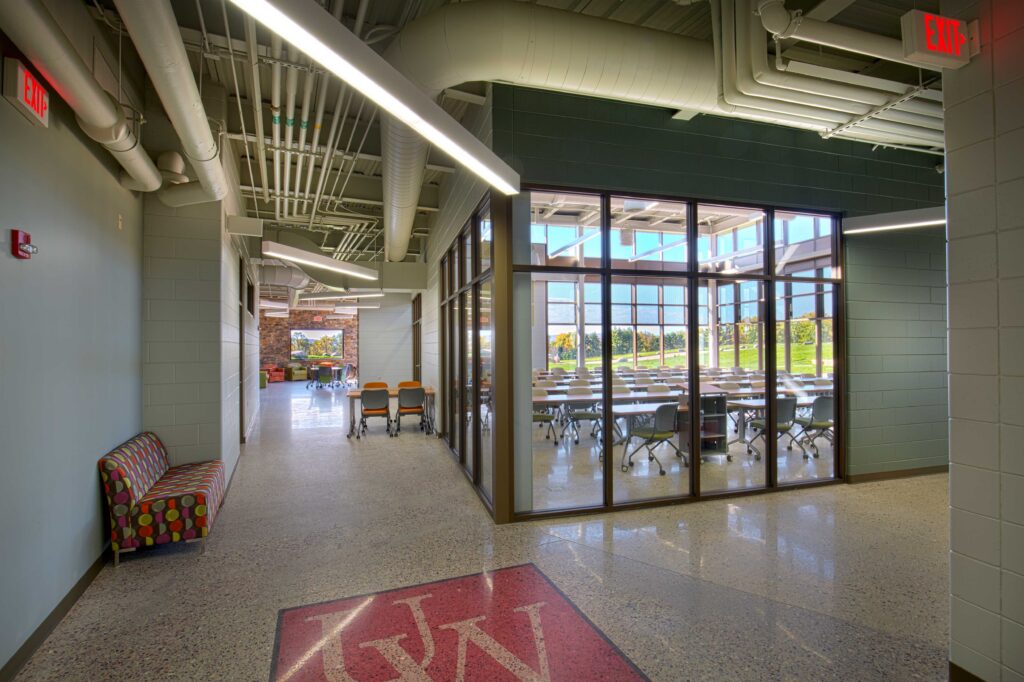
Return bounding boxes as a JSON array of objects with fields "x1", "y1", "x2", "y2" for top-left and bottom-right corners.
[
  {"x1": 726, "y1": 396, "x2": 817, "y2": 457},
  {"x1": 347, "y1": 386, "x2": 436, "y2": 437}
]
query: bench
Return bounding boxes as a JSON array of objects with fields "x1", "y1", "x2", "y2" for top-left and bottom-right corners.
[{"x1": 98, "y1": 432, "x2": 225, "y2": 566}]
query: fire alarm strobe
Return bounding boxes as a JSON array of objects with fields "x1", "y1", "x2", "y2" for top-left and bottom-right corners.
[{"x1": 11, "y1": 229, "x2": 37, "y2": 259}]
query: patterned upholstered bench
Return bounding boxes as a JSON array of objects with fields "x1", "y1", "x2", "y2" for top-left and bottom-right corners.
[{"x1": 98, "y1": 432, "x2": 225, "y2": 566}]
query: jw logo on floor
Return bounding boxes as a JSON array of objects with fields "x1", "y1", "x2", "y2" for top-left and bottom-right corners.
[{"x1": 271, "y1": 564, "x2": 648, "y2": 681}]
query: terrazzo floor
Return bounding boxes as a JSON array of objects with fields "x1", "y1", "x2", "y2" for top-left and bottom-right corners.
[{"x1": 14, "y1": 381, "x2": 949, "y2": 681}]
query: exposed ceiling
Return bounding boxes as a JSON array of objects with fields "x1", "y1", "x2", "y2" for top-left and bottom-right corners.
[{"x1": 90, "y1": 0, "x2": 944, "y2": 279}]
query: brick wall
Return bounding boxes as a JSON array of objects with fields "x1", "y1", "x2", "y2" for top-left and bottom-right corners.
[{"x1": 259, "y1": 310, "x2": 358, "y2": 369}]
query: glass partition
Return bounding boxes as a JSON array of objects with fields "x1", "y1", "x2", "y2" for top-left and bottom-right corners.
[
  {"x1": 697, "y1": 205, "x2": 766, "y2": 275},
  {"x1": 609, "y1": 197, "x2": 688, "y2": 272},
  {"x1": 478, "y1": 282, "x2": 493, "y2": 496},
  {"x1": 514, "y1": 191, "x2": 602, "y2": 267},
  {"x1": 774, "y1": 211, "x2": 834, "y2": 276}
]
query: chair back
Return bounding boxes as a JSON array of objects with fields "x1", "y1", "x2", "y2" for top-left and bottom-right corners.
[
  {"x1": 398, "y1": 380, "x2": 421, "y2": 388},
  {"x1": 611, "y1": 384, "x2": 630, "y2": 394},
  {"x1": 813, "y1": 378, "x2": 832, "y2": 386},
  {"x1": 532, "y1": 387, "x2": 548, "y2": 398},
  {"x1": 567, "y1": 386, "x2": 595, "y2": 410},
  {"x1": 751, "y1": 380, "x2": 767, "y2": 389},
  {"x1": 536, "y1": 380, "x2": 556, "y2": 388},
  {"x1": 653, "y1": 403, "x2": 678, "y2": 433},
  {"x1": 811, "y1": 396, "x2": 834, "y2": 422},
  {"x1": 730, "y1": 367, "x2": 744, "y2": 374},
  {"x1": 567, "y1": 387, "x2": 592, "y2": 396},
  {"x1": 568, "y1": 378, "x2": 589, "y2": 387},
  {"x1": 364, "y1": 381, "x2": 388, "y2": 389},
  {"x1": 398, "y1": 387, "x2": 425, "y2": 409},
  {"x1": 362, "y1": 388, "x2": 390, "y2": 412},
  {"x1": 97, "y1": 432, "x2": 170, "y2": 508},
  {"x1": 318, "y1": 366, "x2": 332, "y2": 383},
  {"x1": 646, "y1": 384, "x2": 671, "y2": 394},
  {"x1": 634, "y1": 377, "x2": 653, "y2": 386},
  {"x1": 777, "y1": 397, "x2": 797, "y2": 426},
  {"x1": 611, "y1": 376, "x2": 626, "y2": 386},
  {"x1": 551, "y1": 367, "x2": 567, "y2": 376},
  {"x1": 716, "y1": 382, "x2": 741, "y2": 391}
]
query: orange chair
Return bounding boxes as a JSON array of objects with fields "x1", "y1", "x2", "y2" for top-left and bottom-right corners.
[
  {"x1": 398, "y1": 381, "x2": 421, "y2": 388},
  {"x1": 357, "y1": 383, "x2": 391, "y2": 438},
  {"x1": 363, "y1": 381, "x2": 388, "y2": 389},
  {"x1": 394, "y1": 386, "x2": 427, "y2": 435}
]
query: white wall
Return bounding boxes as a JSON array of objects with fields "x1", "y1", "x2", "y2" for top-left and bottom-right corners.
[
  {"x1": 943, "y1": 0, "x2": 1024, "y2": 679},
  {"x1": 358, "y1": 294, "x2": 414, "y2": 386},
  {"x1": 0, "y1": 89, "x2": 143, "y2": 667}
]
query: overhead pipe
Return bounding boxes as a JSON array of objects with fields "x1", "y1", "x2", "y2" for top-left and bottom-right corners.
[
  {"x1": 756, "y1": 0, "x2": 936, "y2": 71},
  {"x1": 244, "y1": 17, "x2": 270, "y2": 200},
  {"x1": 291, "y1": 63, "x2": 315, "y2": 217},
  {"x1": 271, "y1": 35, "x2": 283, "y2": 218},
  {"x1": 114, "y1": 0, "x2": 229, "y2": 205},
  {"x1": 300, "y1": 0, "x2": 341, "y2": 215},
  {"x1": 0, "y1": 0, "x2": 162, "y2": 193},
  {"x1": 281, "y1": 46, "x2": 298, "y2": 215},
  {"x1": 732, "y1": 0, "x2": 944, "y2": 141}
]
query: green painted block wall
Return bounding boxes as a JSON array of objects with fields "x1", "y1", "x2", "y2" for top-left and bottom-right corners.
[
  {"x1": 491, "y1": 85, "x2": 948, "y2": 477},
  {"x1": 845, "y1": 229, "x2": 949, "y2": 476}
]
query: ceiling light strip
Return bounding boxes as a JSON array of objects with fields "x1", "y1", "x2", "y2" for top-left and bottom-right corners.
[{"x1": 262, "y1": 240, "x2": 378, "y2": 280}]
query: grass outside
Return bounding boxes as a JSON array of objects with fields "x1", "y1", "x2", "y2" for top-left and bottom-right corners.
[{"x1": 548, "y1": 342, "x2": 833, "y2": 375}]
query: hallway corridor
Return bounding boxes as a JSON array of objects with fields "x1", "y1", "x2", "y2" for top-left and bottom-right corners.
[{"x1": 16, "y1": 383, "x2": 949, "y2": 680}]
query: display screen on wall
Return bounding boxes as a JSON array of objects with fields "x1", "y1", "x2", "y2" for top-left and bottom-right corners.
[{"x1": 290, "y1": 329, "x2": 344, "y2": 360}]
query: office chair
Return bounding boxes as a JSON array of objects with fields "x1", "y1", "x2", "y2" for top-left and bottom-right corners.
[
  {"x1": 748, "y1": 397, "x2": 804, "y2": 460},
  {"x1": 794, "y1": 395, "x2": 834, "y2": 458},
  {"x1": 531, "y1": 388, "x2": 558, "y2": 444},
  {"x1": 393, "y1": 387, "x2": 427, "y2": 436},
  {"x1": 317, "y1": 365, "x2": 333, "y2": 389},
  {"x1": 621, "y1": 403, "x2": 684, "y2": 475},
  {"x1": 357, "y1": 387, "x2": 392, "y2": 438},
  {"x1": 561, "y1": 387, "x2": 602, "y2": 445}
]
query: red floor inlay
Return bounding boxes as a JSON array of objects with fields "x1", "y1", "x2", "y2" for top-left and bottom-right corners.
[{"x1": 271, "y1": 563, "x2": 648, "y2": 681}]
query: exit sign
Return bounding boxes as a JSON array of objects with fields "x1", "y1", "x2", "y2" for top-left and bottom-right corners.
[
  {"x1": 901, "y1": 10, "x2": 976, "y2": 69},
  {"x1": 3, "y1": 58, "x2": 49, "y2": 127}
]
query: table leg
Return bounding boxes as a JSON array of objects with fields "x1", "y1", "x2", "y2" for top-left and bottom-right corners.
[{"x1": 347, "y1": 394, "x2": 356, "y2": 438}]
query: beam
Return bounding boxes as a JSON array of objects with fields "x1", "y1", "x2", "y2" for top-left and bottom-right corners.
[{"x1": 225, "y1": 131, "x2": 455, "y2": 173}]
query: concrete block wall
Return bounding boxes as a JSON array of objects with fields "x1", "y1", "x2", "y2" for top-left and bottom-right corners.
[
  {"x1": 358, "y1": 294, "x2": 414, "y2": 387},
  {"x1": 845, "y1": 230, "x2": 949, "y2": 477},
  {"x1": 942, "y1": 0, "x2": 1024, "y2": 679},
  {"x1": 141, "y1": 197, "x2": 223, "y2": 467}
]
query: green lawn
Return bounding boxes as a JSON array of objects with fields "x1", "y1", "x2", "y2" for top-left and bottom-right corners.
[{"x1": 547, "y1": 343, "x2": 833, "y2": 375}]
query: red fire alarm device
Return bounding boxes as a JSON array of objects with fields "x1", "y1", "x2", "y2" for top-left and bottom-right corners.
[
  {"x1": 901, "y1": 10, "x2": 977, "y2": 69},
  {"x1": 11, "y1": 229, "x2": 36, "y2": 259},
  {"x1": 3, "y1": 58, "x2": 49, "y2": 127}
]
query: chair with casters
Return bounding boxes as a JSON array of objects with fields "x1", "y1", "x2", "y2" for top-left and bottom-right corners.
[
  {"x1": 645, "y1": 384, "x2": 672, "y2": 394},
  {"x1": 531, "y1": 388, "x2": 559, "y2": 444},
  {"x1": 794, "y1": 395, "x2": 834, "y2": 458},
  {"x1": 393, "y1": 387, "x2": 427, "y2": 436},
  {"x1": 747, "y1": 396, "x2": 804, "y2": 460},
  {"x1": 357, "y1": 387, "x2": 392, "y2": 438},
  {"x1": 561, "y1": 387, "x2": 602, "y2": 445},
  {"x1": 620, "y1": 403, "x2": 685, "y2": 475},
  {"x1": 316, "y1": 365, "x2": 333, "y2": 389}
]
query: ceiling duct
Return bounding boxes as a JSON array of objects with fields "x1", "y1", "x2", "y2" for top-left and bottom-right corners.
[{"x1": 259, "y1": 264, "x2": 310, "y2": 290}]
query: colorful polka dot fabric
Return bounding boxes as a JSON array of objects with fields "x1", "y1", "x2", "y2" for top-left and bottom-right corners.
[{"x1": 98, "y1": 432, "x2": 225, "y2": 558}]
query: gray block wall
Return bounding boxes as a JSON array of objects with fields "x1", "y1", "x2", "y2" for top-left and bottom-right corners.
[
  {"x1": 491, "y1": 84, "x2": 949, "y2": 478},
  {"x1": 845, "y1": 230, "x2": 949, "y2": 476}
]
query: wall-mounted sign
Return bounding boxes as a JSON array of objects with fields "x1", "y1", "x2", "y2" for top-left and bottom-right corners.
[
  {"x1": 3, "y1": 58, "x2": 49, "y2": 127},
  {"x1": 901, "y1": 10, "x2": 976, "y2": 69}
]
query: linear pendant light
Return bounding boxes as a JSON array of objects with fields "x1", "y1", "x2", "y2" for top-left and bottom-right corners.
[
  {"x1": 227, "y1": 0, "x2": 519, "y2": 195},
  {"x1": 842, "y1": 206, "x2": 946, "y2": 235},
  {"x1": 299, "y1": 292, "x2": 386, "y2": 301},
  {"x1": 334, "y1": 304, "x2": 380, "y2": 312},
  {"x1": 262, "y1": 240, "x2": 378, "y2": 281}
]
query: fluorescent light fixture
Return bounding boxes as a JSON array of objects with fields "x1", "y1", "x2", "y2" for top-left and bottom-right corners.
[
  {"x1": 326, "y1": 314, "x2": 355, "y2": 320},
  {"x1": 259, "y1": 299, "x2": 289, "y2": 309},
  {"x1": 299, "y1": 292, "x2": 386, "y2": 301},
  {"x1": 262, "y1": 240, "x2": 378, "y2": 281},
  {"x1": 335, "y1": 304, "x2": 380, "y2": 312},
  {"x1": 549, "y1": 230, "x2": 600, "y2": 258},
  {"x1": 628, "y1": 237, "x2": 687, "y2": 262},
  {"x1": 227, "y1": 0, "x2": 519, "y2": 195},
  {"x1": 842, "y1": 206, "x2": 945, "y2": 235},
  {"x1": 263, "y1": 310, "x2": 289, "y2": 318}
]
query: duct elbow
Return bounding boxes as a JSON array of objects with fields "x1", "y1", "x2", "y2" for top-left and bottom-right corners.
[{"x1": 757, "y1": 0, "x2": 796, "y2": 37}]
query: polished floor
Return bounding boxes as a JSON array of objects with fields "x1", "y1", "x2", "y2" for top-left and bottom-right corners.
[{"x1": 15, "y1": 381, "x2": 947, "y2": 680}]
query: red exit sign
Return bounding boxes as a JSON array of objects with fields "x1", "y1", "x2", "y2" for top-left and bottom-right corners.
[
  {"x1": 3, "y1": 58, "x2": 49, "y2": 127},
  {"x1": 901, "y1": 10, "x2": 976, "y2": 69}
]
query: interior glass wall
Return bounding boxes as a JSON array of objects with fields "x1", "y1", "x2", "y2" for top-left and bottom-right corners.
[{"x1": 438, "y1": 202, "x2": 495, "y2": 508}]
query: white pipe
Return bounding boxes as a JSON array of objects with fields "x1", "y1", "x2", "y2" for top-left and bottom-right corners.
[
  {"x1": 724, "y1": 0, "x2": 944, "y2": 146},
  {"x1": 0, "y1": 0, "x2": 162, "y2": 192},
  {"x1": 291, "y1": 65, "x2": 315, "y2": 217},
  {"x1": 281, "y1": 47, "x2": 298, "y2": 216},
  {"x1": 301, "y1": 1, "x2": 344, "y2": 216},
  {"x1": 271, "y1": 35, "x2": 283, "y2": 219},
  {"x1": 114, "y1": 0, "x2": 229, "y2": 205},
  {"x1": 757, "y1": 0, "x2": 937, "y2": 71},
  {"x1": 244, "y1": 17, "x2": 269, "y2": 200}
]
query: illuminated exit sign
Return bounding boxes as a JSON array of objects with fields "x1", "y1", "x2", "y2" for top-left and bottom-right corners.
[
  {"x1": 901, "y1": 10, "x2": 977, "y2": 69},
  {"x1": 3, "y1": 58, "x2": 49, "y2": 127}
]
